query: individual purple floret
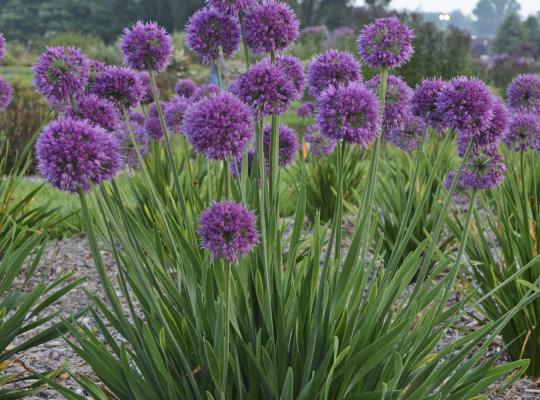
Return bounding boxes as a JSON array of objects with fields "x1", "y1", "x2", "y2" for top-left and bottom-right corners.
[
  {"x1": 506, "y1": 73, "x2": 540, "y2": 115},
  {"x1": 36, "y1": 117, "x2": 121, "y2": 193},
  {"x1": 65, "y1": 94, "x2": 119, "y2": 132},
  {"x1": 244, "y1": 1, "x2": 300, "y2": 54},
  {"x1": 85, "y1": 59, "x2": 107, "y2": 94},
  {"x1": 206, "y1": 0, "x2": 257, "y2": 16},
  {"x1": 114, "y1": 122, "x2": 149, "y2": 168},
  {"x1": 297, "y1": 102, "x2": 315, "y2": 118},
  {"x1": 175, "y1": 79, "x2": 197, "y2": 98},
  {"x1": 33, "y1": 47, "x2": 89, "y2": 103},
  {"x1": 230, "y1": 60, "x2": 295, "y2": 116},
  {"x1": 192, "y1": 83, "x2": 220, "y2": 102},
  {"x1": 504, "y1": 113, "x2": 540, "y2": 152},
  {"x1": 120, "y1": 21, "x2": 173, "y2": 72},
  {"x1": 366, "y1": 74, "x2": 413, "y2": 133},
  {"x1": 164, "y1": 96, "x2": 189, "y2": 134},
  {"x1": 186, "y1": 8, "x2": 241, "y2": 64},
  {"x1": 387, "y1": 115, "x2": 426, "y2": 152},
  {"x1": 183, "y1": 92, "x2": 254, "y2": 160},
  {"x1": 316, "y1": 81, "x2": 380, "y2": 146},
  {"x1": 263, "y1": 124, "x2": 300, "y2": 167},
  {"x1": 411, "y1": 78, "x2": 448, "y2": 132},
  {"x1": 145, "y1": 116, "x2": 165, "y2": 140},
  {"x1": 305, "y1": 124, "x2": 336, "y2": 156},
  {"x1": 0, "y1": 33, "x2": 5, "y2": 62},
  {"x1": 274, "y1": 55, "x2": 305, "y2": 100},
  {"x1": 93, "y1": 66, "x2": 143, "y2": 108},
  {"x1": 460, "y1": 151, "x2": 506, "y2": 190},
  {"x1": 138, "y1": 72, "x2": 156, "y2": 104},
  {"x1": 357, "y1": 17, "x2": 414, "y2": 69},
  {"x1": 0, "y1": 78, "x2": 13, "y2": 112},
  {"x1": 307, "y1": 49, "x2": 361, "y2": 97},
  {"x1": 444, "y1": 171, "x2": 470, "y2": 208},
  {"x1": 199, "y1": 201, "x2": 258, "y2": 263}
]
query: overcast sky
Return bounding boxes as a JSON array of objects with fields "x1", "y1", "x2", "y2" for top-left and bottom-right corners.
[{"x1": 357, "y1": 0, "x2": 540, "y2": 16}]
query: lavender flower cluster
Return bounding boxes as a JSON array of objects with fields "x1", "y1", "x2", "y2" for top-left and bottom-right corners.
[{"x1": 0, "y1": 33, "x2": 12, "y2": 113}]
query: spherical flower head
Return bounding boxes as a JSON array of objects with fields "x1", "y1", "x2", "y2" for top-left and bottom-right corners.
[
  {"x1": 147, "y1": 100, "x2": 168, "y2": 118},
  {"x1": 175, "y1": 79, "x2": 197, "y2": 98},
  {"x1": 183, "y1": 92, "x2": 254, "y2": 160},
  {"x1": 138, "y1": 72, "x2": 156, "y2": 104},
  {"x1": 307, "y1": 49, "x2": 361, "y2": 98},
  {"x1": 263, "y1": 124, "x2": 300, "y2": 167},
  {"x1": 33, "y1": 47, "x2": 89, "y2": 103},
  {"x1": 366, "y1": 74, "x2": 413, "y2": 133},
  {"x1": 186, "y1": 9, "x2": 241, "y2": 64},
  {"x1": 36, "y1": 117, "x2": 121, "y2": 193},
  {"x1": 504, "y1": 113, "x2": 540, "y2": 152},
  {"x1": 145, "y1": 116, "x2": 165, "y2": 140},
  {"x1": 120, "y1": 21, "x2": 173, "y2": 72},
  {"x1": 316, "y1": 81, "x2": 380, "y2": 146},
  {"x1": 387, "y1": 115, "x2": 426, "y2": 152},
  {"x1": 0, "y1": 78, "x2": 13, "y2": 112},
  {"x1": 244, "y1": 1, "x2": 300, "y2": 54},
  {"x1": 297, "y1": 102, "x2": 315, "y2": 118},
  {"x1": 0, "y1": 32, "x2": 5, "y2": 62},
  {"x1": 129, "y1": 110, "x2": 145, "y2": 127},
  {"x1": 193, "y1": 83, "x2": 220, "y2": 102},
  {"x1": 507, "y1": 73, "x2": 540, "y2": 114},
  {"x1": 274, "y1": 55, "x2": 304, "y2": 100},
  {"x1": 93, "y1": 66, "x2": 143, "y2": 108},
  {"x1": 358, "y1": 17, "x2": 414, "y2": 69},
  {"x1": 199, "y1": 201, "x2": 258, "y2": 263},
  {"x1": 444, "y1": 171, "x2": 470, "y2": 208},
  {"x1": 411, "y1": 79, "x2": 448, "y2": 131},
  {"x1": 230, "y1": 60, "x2": 295, "y2": 116},
  {"x1": 114, "y1": 122, "x2": 149, "y2": 168},
  {"x1": 206, "y1": 0, "x2": 257, "y2": 16},
  {"x1": 85, "y1": 59, "x2": 106, "y2": 93},
  {"x1": 65, "y1": 94, "x2": 119, "y2": 132},
  {"x1": 460, "y1": 151, "x2": 506, "y2": 190},
  {"x1": 164, "y1": 96, "x2": 189, "y2": 134}
]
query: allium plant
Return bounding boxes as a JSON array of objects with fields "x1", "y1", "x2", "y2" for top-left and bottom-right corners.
[
  {"x1": 506, "y1": 73, "x2": 540, "y2": 114},
  {"x1": 411, "y1": 78, "x2": 448, "y2": 132},
  {"x1": 164, "y1": 96, "x2": 189, "y2": 134},
  {"x1": 192, "y1": 82, "x2": 220, "y2": 102},
  {"x1": 92, "y1": 66, "x2": 142, "y2": 108},
  {"x1": 306, "y1": 49, "x2": 361, "y2": 97},
  {"x1": 0, "y1": 32, "x2": 5, "y2": 62},
  {"x1": 64, "y1": 94, "x2": 119, "y2": 132},
  {"x1": 387, "y1": 115, "x2": 426, "y2": 152},
  {"x1": 263, "y1": 124, "x2": 300, "y2": 167},
  {"x1": 206, "y1": 0, "x2": 256, "y2": 16},
  {"x1": 175, "y1": 78, "x2": 197, "y2": 98},
  {"x1": 0, "y1": 77, "x2": 13, "y2": 112},
  {"x1": 504, "y1": 113, "x2": 540, "y2": 152}
]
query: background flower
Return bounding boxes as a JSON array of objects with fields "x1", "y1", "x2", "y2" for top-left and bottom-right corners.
[
  {"x1": 506, "y1": 73, "x2": 540, "y2": 115},
  {"x1": 0, "y1": 78, "x2": 13, "y2": 112},
  {"x1": 307, "y1": 49, "x2": 361, "y2": 97},
  {"x1": 164, "y1": 96, "x2": 189, "y2": 134},
  {"x1": 93, "y1": 66, "x2": 143, "y2": 108},
  {"x1": 206, "y1": 0, "x2": 256, "y2": 16},
  {"x1": 65, "y1": 94, "x2": 119, "y2": 132},
  {"x1": 460, "y1": 151, "x2": 506, "y2": 190},
  {"x1": 387, "y1": 115, "x2": 426, "y2": 152},
  {"x1": 263, "y1": 124, "x2": 300, "y2": 167},
  {"x1": 411, "y1": 79, "x2": 448, "y2": 132},
  {"x1": 175, "y1": 79, "x2": 197, "y2": 98},
  {"x1": 504, "y1": 113, "x2": 540, "y2": 152}
]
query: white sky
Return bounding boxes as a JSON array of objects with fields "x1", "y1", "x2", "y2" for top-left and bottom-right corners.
[{"x1": 357, "y1": 0, "x2": 540, "y2": 16}]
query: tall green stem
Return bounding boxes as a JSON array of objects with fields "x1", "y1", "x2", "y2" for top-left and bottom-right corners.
[
  {"x1": 239, "y1": 13, "x2": 251, "y2": 68},
  {"x1": 221, "y1": 262, "x2": 231, "y2": 399},
  {"x1": 333, "y1": 142, "x2": 345, "y2": 264}
]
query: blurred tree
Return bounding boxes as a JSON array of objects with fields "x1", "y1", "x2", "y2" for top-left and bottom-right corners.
[
  {"x1": 493, "y1": 14, "x2": 540, "y2": 58},
  {"x1": 365, "y1": 0, "x2": 392, "y2": 8},
  {"x1": 473, "y1": 0, "x2": 520, "y2": 37}
]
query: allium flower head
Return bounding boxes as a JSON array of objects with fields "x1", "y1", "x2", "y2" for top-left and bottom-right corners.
[
  {"x1": 129, "y1": 111, "x2": 145, "y2": 127},
  {"x1": 297, "y1": 102, "x2": 315, "y2": 117},
  {"x1": 230, "y1": 60, "x2": 294, "y2": 116},
  {"x1": 358, "y1": 17, "x2": 414, "y2": 69},
  {"x1": 186, "y1": 8, "x2": 241, "y2": 64},
  {"x1": 206, "y1": 0, "x2": 257, "y2": 16},
  {"x1": 0, "y1": 78, "x2": 13, "y2": 112},
  {"x1": 307, "y1": 49, "x2": 361, "y2": 97},
  {"x1": 366, "y1": 74, "x2": 413, "y2": 132},
  {"x1": 444, "y1": 171, "x2": 470, "y2": 208},
  {"x1": 411, "y1": 78, "x2": 448, "y2": 131},
  {"x1": 316, "y1": 81, "x2": 380, "y2": 146},
  {"x1": 506, "y1": 73, "x2": 540, "y2": 114},
  {"x1": 183, "y1": 92, "x2": 254, "y2": 160},
  {"x1": 0, "y1": 32, "x2": 5, "y2": 62},
  {"x1": 147, "y1": 100, "x2": 168, "y2": 118},
  {"x1": 460, "y1": 151, "x2": 506, "y2": 190},
  {"x1": 263, "y1": 124, "x2": 300, "y2": 167},
  {"x1": 65, "y1": 94, "x2": 119, "y2": 132},
  {"x1": 305, "y1": 124, "x2": 337, "y2": 156},
  {"x1": 145, "y1": 116, "x2": 165, "y2": 140},
  {"x1": 120, "y1": 21, "x2": 173, "y2": 72},
  {"x1": 199, "y1": 201, "x2": 258, "y2": 263},
  {"x1": 36, "y1": 117, "x2": 121, "y2": 192},
  {"x1": 436, "y1": 77, "x2": 493, "y2": 137},
  {"x1": 138, "y1": 72, "x2": 156, "y2": 104},
  {"x1": 93, "y1": 66, "x2": 143, "y2": 108},
  {"x1": 164, "y1": 96, "x2": 189, "y2": 134},
  {"x1": 193, "y1": 83, "x2": 220, "y2": 102},
  {"x1": 114, "y1": 122, "x2": 148, "y2": 168},
  {"x1": 85, "y1": 59, "x2": 106, "y2": 93},
  {"x1": 33, "y1": 47, "x2": 89, "y2": 103},
  {"x1": 504, "y1": 113, "x2": 540, "y2": 152},
  {"x1": 387, "y1": 115, "x2": 426, "y2": 152},
  {"x1": 175, "y1": 79, "x2": 197, "y2": 98},
  {"x1": 244, "y1": 1, "x2": 300, "y2": 54},
  {"x1": 274, "y1": 55, "x2": 305, "y2": 100}
]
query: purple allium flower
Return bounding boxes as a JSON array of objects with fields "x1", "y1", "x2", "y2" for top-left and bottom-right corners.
[
  {"x1": 164, "y1": 96, "x2": 189, "y2": 134},
  {"x1": 65, "y1": 94, "x2": 119, "y2": 132},
  {"x1": 358, "y1": 17, "x2": 414, "y2": 69},
  {"x1": 0, "y1": 78, "x2": 13, "y2": 112},
  {"x1": 199, "y1": 201, "x2": 258, "y2": 263},
  {"x1": 244, "y1": 1, "x2": 300, "y2": 54},
  {"x1": 175, "y1": 79, "x2": 197, "y2": 98},
  {"x1": 444, "y1": 171, "x2": 470, "y2": 208},
  {"x1": 460, "y1": 151, "x2": 506, "y2": 190},
  {"x1": 0, "y1": 33, "x2": 5, "y2": 62},
  {"x1": 366, "y1": 74, "x2": 413, "y2": 132},
  {"x1": 230, "y1": 60, "x2": 295, "y2": 116},
  {"x1": 411, "y1": 78, "x2": 448, "y2": 131},
  {"x1": 129, "y1": 110, "x2": 145, "y2": 127},
  {"x1": 192, "y1": 83, "x2": 220, "y2": 102},
  {"x1": 206, "y1": 0, "x2": 256, "y2": 16},
  {"x1": 145, "y1": 116, "x2": 165, "y2": 140},
  {"x1": 147, "y1": 100, "x2": 168, "y2": 118},
  {"x1": 263, "y1": 124, "x2": 300, "y2": 167},
  {"x1": 506, "y1": 73, "x2": 540, "y2": 114},
  {"x1": 186, "y1": 9, "x2": 241, "y2": 64},
  {"x1": 138, "y1": 72, "x2": 156, "y2": 104},
  {"x1": 120, "y1": 21, "x2": 173, "y2": 72},
  {"x1": 504, "y1": 113, "x2": 540, "y2": 152},
  {"x1": 316, "y1": 81, "x2": 380, "y2": 146},
  {"x1": 85, "y1": 59, "x2": 106, "y2": 93},
  {"x1": 274, "y1": 55, "x2": 304, "y2": 100},
  {"x1": 305, "y1": 124, "x2": 336, "y2": 156},
  {"x1": 93, "y1": 66, "x2": 143, "y2": 108},
  {"x1": 436, "y1": 77, "x2": 493, "y2": 138},
  {"x1": 114, "y1": 122, "x2": 149, "y2": 168},
  {"x1": 36, "y1": 117, "x2": 121, "y2": 192},
  {"x1": 387, "y1": 115, "x2": 426, "y2": 152},
  {"x1": 297, "y1": 102, "x2": 315, "y2": 118},
  {"x1": 33, "y1": 47, "x2": 89, "y2": 103},
  {"x1": 183, "y1": 92, "x2": 254, "y2": 160},
  {"x1": 307, "y1": 49, "x2": 361, "y2": 97}
]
